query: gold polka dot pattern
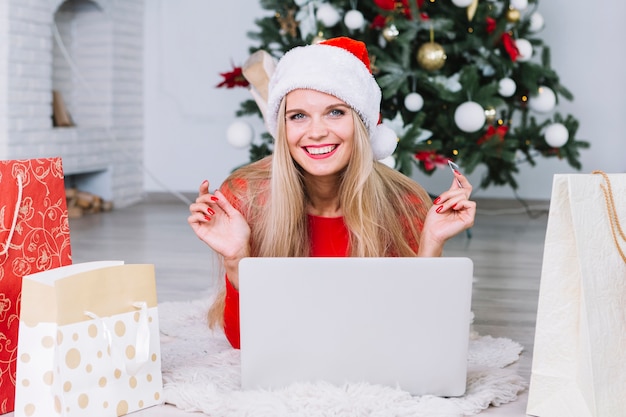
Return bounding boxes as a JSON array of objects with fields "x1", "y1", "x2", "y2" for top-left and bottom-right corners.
[{"x1": 14, "y1": 308, "x2": 163, "y2": 416}]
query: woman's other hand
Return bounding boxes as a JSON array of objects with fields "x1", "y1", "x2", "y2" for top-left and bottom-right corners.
[{"x1": 418, "y1": 171, "x2": 476, "y2": 256}]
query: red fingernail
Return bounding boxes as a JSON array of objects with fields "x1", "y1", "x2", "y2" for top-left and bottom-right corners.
[
  {"x1": 436, "y1": 205, "x2": 444, "y2": 213},
  {"x1": 207, "y1": 208, "x2": 215, "y2": 215},
  {"x1": 433, "y1": 197, "x2": 441, "y2": 204},
  {"x1": 454, "y1": 170, "x2": 461, "y2": 175},
  {"x1": 202, "y1": 179, "x2": 208, "y2": 185},
  {"x1": 210, "y1": 196, "x2": 219, "y2": 202},
  {"x1": 204, "y1": 215, "x2": 211, "y2": 221}
]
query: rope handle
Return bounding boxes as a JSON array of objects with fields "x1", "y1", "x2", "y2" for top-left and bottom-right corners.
[
  {"x1": 592, "y1": 170, "x2": 626, "y2": 263},
  {"x1": 0, "y1": 174, "x2": 24, "y2": 256}
]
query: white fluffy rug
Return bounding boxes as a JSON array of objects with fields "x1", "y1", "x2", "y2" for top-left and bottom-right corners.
[{"x1": 159, "y1": 299, "x2": 527, "y2": 417}]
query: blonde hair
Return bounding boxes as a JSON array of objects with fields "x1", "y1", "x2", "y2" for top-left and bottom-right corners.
[{"x1": 208, "y1": 98, "x2": 432, "y2": 328}]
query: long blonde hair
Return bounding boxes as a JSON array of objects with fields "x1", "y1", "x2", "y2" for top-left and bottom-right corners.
[{"x1": 208, "y1": 99, "x2": 432, "y2": 327}]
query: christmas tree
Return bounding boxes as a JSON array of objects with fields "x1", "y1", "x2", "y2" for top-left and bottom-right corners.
[{"x1": 217, "y1": 0, "x2": 589, "y2": 190}]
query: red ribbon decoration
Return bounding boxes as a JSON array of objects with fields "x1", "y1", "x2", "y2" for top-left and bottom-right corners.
[
  {"x1": 374, "y1": 0, "x2": 425, "y2": 19},
  {"x1": 477, "y1": 125, "x2": 509, "y2": 145},
  {"x1": 216, "y1": 65, "x2": 249, "y2": 89},
  {"x1": 486, "y1": 17, "x2": 497, "y2": 34},
  {"x1": 370, "y1": 15, "x2": 387, "y2": 29},
  {"x1": 415, "y1": 151, "x2": 450, "y2": 172},
  {"x1": 374, "y1": 0, "x2": 397, "y2": 9},
  {"x1": 501, "y1": 33, "x2": 520, "y2": 62}
]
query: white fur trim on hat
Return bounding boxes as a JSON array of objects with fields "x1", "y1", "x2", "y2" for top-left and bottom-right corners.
[
  {"x1": 266, "y1": 42, "x2": 397, "y2": 160},
  {"x1": 371, "y1": 124, "x2": 399, "y2": 161}
]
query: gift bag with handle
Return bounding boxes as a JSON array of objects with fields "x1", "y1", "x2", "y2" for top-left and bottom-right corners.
[
  {"x1": 527, "y1": 172, "x2": 626, "y2": 417},
  {"x1": 14, "y1": 261, "x2": 163, "y2": 417},
  {"x1": 0, "y1": 158, "x2": 72, "y2": 414}
]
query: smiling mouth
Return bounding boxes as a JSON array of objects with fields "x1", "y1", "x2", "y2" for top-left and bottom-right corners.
[{"x1": 305, "y1": 145, "x2": 337, "y2": 155}]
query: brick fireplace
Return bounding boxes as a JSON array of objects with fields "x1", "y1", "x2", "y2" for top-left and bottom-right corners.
[{"x1": 0, "y1": 0, "x2": 144, "y2": 208}]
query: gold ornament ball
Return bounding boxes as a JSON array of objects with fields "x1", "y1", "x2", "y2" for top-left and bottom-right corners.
[
  {"x1": 506, "y1": 8, "x2": 521, "y2": 23},
  {"x1": 382, "y1": 23, "x2": 399, "y2": 42},
  {"x1": 417, "y1": 42, "x2": 447, "y2": 72}
]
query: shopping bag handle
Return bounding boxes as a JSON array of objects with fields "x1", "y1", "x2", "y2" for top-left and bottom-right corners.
[
  {"x1": 1, "y1": 174, "x2": 23, "y2": 256},
  {"x1": 593, "y1": 170, "x2": 626, "y2": 263},
  {"x1": 84, "y1": 301, "x2": 151, "y2": 376}
]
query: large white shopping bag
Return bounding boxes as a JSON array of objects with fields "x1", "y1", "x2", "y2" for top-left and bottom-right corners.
[
  {"x1": 14, "y1": 261, "x2": 163, "y2": 417},
  {"x1": 527, "y1": 172, "x2": 626, "y2": 417}
]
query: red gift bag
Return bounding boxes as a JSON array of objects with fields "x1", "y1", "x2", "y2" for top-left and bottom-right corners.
[{"x1": 0, "y1": 158, "x2": 72, "y2": 414}]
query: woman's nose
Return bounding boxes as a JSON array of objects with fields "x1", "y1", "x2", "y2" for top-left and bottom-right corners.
[{"x1": 307, "y1": 117, "x2": 329, "y2": 139}]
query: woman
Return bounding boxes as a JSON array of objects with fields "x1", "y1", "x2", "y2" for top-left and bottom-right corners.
[{"x1": 188, "y1": 37, "x2": 476, "y2": 349}]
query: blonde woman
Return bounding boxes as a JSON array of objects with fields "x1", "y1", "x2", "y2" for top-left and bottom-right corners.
[{"x1": 188, "y1": 37, "x2": 476, "y2": 348}]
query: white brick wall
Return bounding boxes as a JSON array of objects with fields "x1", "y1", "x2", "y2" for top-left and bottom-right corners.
[{"x1": 0, "y1": 0, "x2": 144, "y2": 208}]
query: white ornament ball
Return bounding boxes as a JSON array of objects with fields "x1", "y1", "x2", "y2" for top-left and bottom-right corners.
[
  {"x1": 529, "y1": 12, "x2": 545, "y2": 32},
  {"x1": 404, "y1": 92, "x2": 424, "y2": 112},
  {"x1": 316, "y1": 4, "x2": 341, "y2": 27},
  {"x1": 544, "y1": 123, "x2": 569, "y2": 148},
  {"x1": 510, "y1": 0, "x2": 528, "y2": 11},
  {"x1": 451, "y1": 0, "x2": 474, "y2": 7},
  {"x1": 515, "y1": 38, "x2": 533, "y2": 62},
  {"x1": 226, "y1": 120, "x2": 254, "y2": 148},
  {"x1": 498, "y1": 78, "x2": 517, "y2": 97},
  {"x1": 344, "y1": 9, "x2": 365, "y2": 31},
  {"x1": 454, "y1": 101, "x2": 486, "y2": 133},
  {"x1": 528, "y1": 86, "x2": 556, "y2": 113}
]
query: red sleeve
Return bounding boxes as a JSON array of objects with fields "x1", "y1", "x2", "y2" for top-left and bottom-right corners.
[
  {"x1": 223, "y1": 274, "x2": 241, "y2": 349},
  {"x1": 218, "y1": 178, "x2": 246, "y2": 349}
]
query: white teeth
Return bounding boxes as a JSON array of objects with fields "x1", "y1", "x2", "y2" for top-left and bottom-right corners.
[{"x1": 307, "y1": 145, "x2": 336, "y2": 155}]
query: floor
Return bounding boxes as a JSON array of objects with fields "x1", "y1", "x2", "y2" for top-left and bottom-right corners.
[{"x1": 17, "y1": 194, "x2": 552, "y2": 416}]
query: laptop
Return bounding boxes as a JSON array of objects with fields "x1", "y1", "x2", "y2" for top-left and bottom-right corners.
[{"x1": 238, "y1": 257, "x2": 474, "y2": 397}]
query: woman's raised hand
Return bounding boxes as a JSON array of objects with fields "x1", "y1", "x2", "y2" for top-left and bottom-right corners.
[
  {"x1": 418, "y1": 170, "x2": 476, "y2": 256},
  {"x1": 188, "y1": 180, "x2": 251, "y2": 264}
]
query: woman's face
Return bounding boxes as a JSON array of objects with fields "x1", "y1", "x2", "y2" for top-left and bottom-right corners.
[{"x1": 284, "y1": 89, "x2": 354, "y2": 178}]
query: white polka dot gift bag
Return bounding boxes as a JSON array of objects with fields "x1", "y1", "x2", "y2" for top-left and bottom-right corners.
[{"x1": 14, "y1": 261, "x2": 163, "y2": 417}]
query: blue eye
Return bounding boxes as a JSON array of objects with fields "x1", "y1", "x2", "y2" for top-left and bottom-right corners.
[
  {"x1": 329, "y1": 108, "x2": 345, "y2": 117},
  {"x1": 289, "y1": 113, "x2": 305, "y2": 120}
]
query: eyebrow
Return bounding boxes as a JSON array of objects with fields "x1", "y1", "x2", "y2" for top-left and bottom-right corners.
[{"x1": 285, "y1": 102, "x2": 351, "y2": 114}]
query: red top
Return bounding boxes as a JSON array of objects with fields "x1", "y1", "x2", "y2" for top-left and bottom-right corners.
[{"x1": 223, "y1": 214, "x2": 349, "y2": 349}]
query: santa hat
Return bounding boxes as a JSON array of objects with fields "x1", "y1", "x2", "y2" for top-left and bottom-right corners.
[{"x1": 266, "y1": 37, "x2": 398, "y2": 161}]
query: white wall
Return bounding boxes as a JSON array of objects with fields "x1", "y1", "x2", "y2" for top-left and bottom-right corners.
[{"x1": 144, "y1": 0, "x2": 626, "y2": 201}]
